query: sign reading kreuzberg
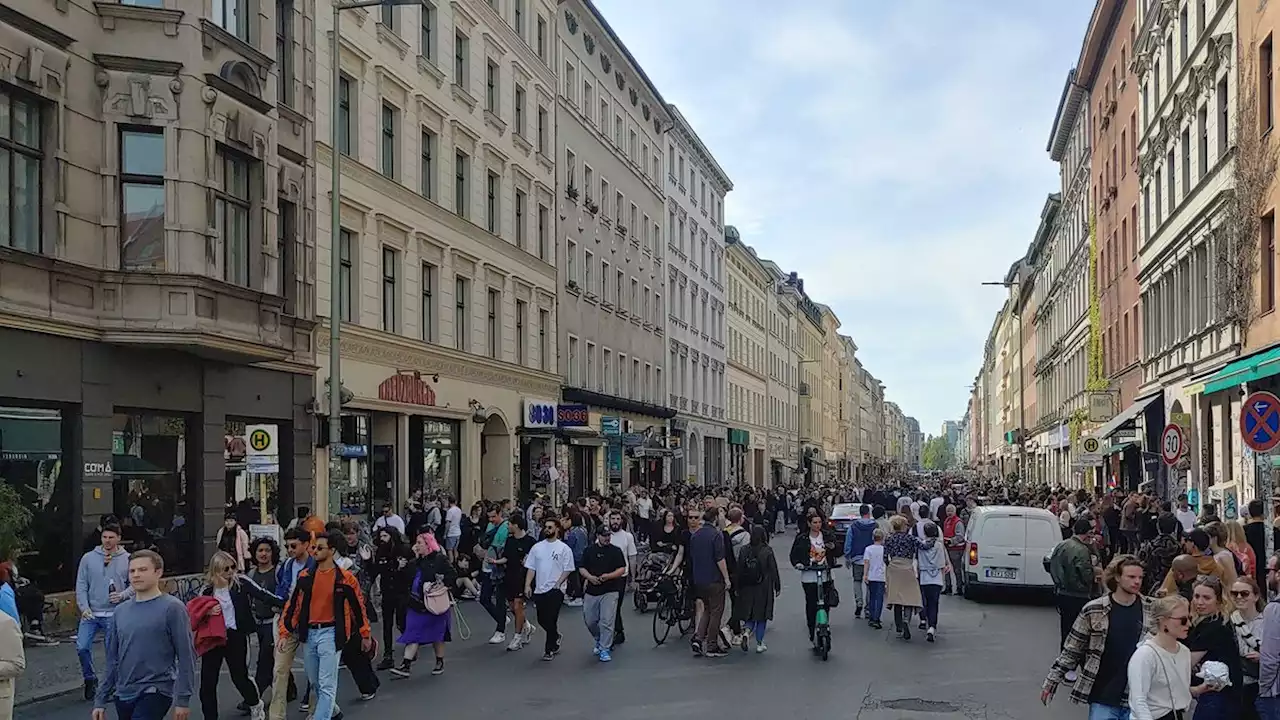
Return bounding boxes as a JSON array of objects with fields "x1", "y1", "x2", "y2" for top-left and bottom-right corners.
[
  {"x1": 1088, "y1": 392, "x2": 1115, "y2": 423},
  {"x1": 379, "y1": 371, "x2": 437, "y2": 406}
]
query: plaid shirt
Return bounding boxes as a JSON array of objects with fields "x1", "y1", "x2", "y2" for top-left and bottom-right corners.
[{"x1": 1043, "y1": 593, "x2": 1154, "y2": 705}]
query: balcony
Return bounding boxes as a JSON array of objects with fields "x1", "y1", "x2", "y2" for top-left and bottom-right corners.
[{"x1": 0, "y1": 248, "x2": 314, "y2": 364}]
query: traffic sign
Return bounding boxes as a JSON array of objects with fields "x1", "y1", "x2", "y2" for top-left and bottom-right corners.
[
  {"x1": 245, "y1": 423, "x2": 280, "y2": 473},
  {"x1": 1242, "y1": 391, "x2": 1280, "y2": 452},
  {"x1": 1082, "y1": 437, "x2": 1100, "y2": 454},
  {"x1": 1161, "y1": 424, "x2": 1184, "y2": 466}
]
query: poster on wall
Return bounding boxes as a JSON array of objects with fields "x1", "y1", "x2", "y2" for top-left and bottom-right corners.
[{"x1": 1225, "y1": 490, "x2": 1238, "y2": 520}]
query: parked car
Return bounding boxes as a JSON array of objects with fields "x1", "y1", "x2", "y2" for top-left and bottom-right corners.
[
  {"x1": 962, "y1": 506, "x2": 1059, "y2": 600},
  {"x1": 827, "y1": 503, "x2": 861, "y2": 545}
]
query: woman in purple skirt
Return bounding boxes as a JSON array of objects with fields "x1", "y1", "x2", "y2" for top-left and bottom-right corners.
[{"x1": 389, "y1": 531, "x2": 456, "y2": 678}]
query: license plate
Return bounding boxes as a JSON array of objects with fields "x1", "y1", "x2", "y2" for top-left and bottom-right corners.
[{"x1": 985, "y1": 567, "x2": 1017, "y2": 580}]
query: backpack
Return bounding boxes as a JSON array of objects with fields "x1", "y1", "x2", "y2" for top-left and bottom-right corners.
[{"x1": 738, "y1": 548, "x2": 764, "y2": 586}]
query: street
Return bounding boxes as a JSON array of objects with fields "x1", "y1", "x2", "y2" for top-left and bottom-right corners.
[{"x1": 21, "y1": 536, "x2": 1078, "y2": 720}]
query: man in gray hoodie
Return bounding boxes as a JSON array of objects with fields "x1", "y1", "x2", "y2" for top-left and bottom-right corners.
[{"x1": 75, "y1": 524, "x2": 131, "y2": 701}]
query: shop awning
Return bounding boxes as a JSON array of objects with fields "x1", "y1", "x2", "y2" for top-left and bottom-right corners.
[
  {"x1": 1091, "y1": 393, "x2": 1160, "y2": 441},
  {"x1": 1104, "y1": 442, "x2": 1136, "y2": 457},
  {"x1": 1203, "y1": 344, "x2": 1280, "y2": 395}
]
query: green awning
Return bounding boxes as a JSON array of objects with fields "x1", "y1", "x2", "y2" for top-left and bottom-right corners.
[
  {"x1": 1104, "y1": 442, "x2": 1136, "y2": 457},
  {"x1": 1203, "y1": 345, "x2": 1280, "y2": 394}
]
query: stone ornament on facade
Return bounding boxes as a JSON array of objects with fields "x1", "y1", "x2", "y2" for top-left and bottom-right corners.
[
  {"x1": 583, "y1": 32, "x2": 595, "y2": 54},
  {"x1": 564, "y1": 9, "x2": 578, "y2": 34},
  {"x1": 600, "y1": 54, "x2": 611, "y2": 73},
  {"x1": 642, "y1": 103, "x2": 650, "y2": 120},
  {"x1": 629, "y1": 87, "x2": 637, "y2": 106},
  {"x1": 615, "y1": 70, "x2": 624, "y2": 90}
]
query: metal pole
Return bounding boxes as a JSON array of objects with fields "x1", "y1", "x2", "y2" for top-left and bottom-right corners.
[
  {"x1": 1018, "y1": 301, "x2": 1026, "y2": 482},
  {"x1": 327, "y1": 3, "x2": 344, "y2": 511}
]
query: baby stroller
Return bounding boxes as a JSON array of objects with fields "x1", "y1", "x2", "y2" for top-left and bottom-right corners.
[{"x1": 632, "y1": 550, "x2": 673, "y2": 612}]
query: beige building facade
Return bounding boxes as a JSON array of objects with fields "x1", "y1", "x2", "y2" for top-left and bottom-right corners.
[
  {"x1": 725, "y1": 228, "x2": 771, "y2": 486},
  {"x1": 314, "y1": 0, "x2": 562, "y2": 513}
]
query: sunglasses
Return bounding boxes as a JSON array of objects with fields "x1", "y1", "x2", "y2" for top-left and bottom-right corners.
[
  {"x1": 1168, "y1": 615, "x2": 1190, "y2": 626},
  {"x1": 1230, "y1": 590, "x2": 1255, "y2": 598}
]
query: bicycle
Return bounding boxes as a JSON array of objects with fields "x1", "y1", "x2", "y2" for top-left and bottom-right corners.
[
  {"x1": 651, "y1": 573, "x2": 694, "y2": 645},
  {"x1": 801, "y1": 564, "x2": 838, "y2": 661}
]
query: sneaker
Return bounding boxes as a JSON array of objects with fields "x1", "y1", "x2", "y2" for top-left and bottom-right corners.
[
  {"x1": 389, "y1": 661, "x2": 412, "y2": 679},
  {"x1": 376, "y1": 654, "x2": 394, "y2": 671},
  {"x1": 918, "y1": 620, "x2": 927, "y2": 631},
  {"x1": 522, "y1": 623, "x2": 537, "y2": 643},
  {"x1": 488, "y1": 631, "x2": 507, "y2": 644},
  {"x1": 431, "y1": 658, "x2": 445, "y2": 675},
  {"x1": 854, "y1": 607, "x2": 862, "y2": 619},
  {"x1": 755, "y1": 642, "x2": 768, "y2": 653},
  {"x1": 541, "y1": 651, "x2": 554, "y2": 661},
  {"x1": 238, "y1": 701, "x2": 252, "y2": 715},
  {"x1": 358, "y1": 692, "x2": 376, "y2": 702},
  {"x1": 299, "y1": 701, "x2": 311, "y2": 712},
  {"x1": 1065, "y1": 669, "x2": 1078, "y2": 683},
  {"x1": 926, "y1": 628, "x2": 936, "y2": 643},
  {"x1": 598, "y1": 649, "x2": 612, "y2": 662},
  {"x1": 592, "y1": 642, "x2": 602, "y2": 656},
  {"x1": 507, "y1": 636, "x2": 523, "y2": 651},
  {"x1": 902, "y1": 626, "x2": 912, "y2": 641},
  {"x1": 84, "y1": 678, "x2": 97, "y2": 702},
  {"x1": 739, "y1": 632, "x2": 749, "y2": 652},
  {"x1": 565, "y1": 597, "x2": 583, "y2": 607},
  {"x1": 249, "y1": 702, "x2": 265, "y2": 720},
  {"x1": 704, "y1": 648, "x2": 728, "y2": 658},
  {"x1": 691, "y1": 639, "x2": 703, "y2": 656}
]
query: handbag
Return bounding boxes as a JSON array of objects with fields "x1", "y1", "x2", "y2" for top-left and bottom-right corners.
[
  {"x1": 825, "y1": 583, "x2": 841, "y2": 609},
  {"x1": 424, "y1": 581, "x2": 451, "y2": 616}
]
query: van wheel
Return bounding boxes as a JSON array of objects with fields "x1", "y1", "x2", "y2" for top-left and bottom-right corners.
[{"x1": 963, "y1": 583, "x2": 979, "y2": 602}]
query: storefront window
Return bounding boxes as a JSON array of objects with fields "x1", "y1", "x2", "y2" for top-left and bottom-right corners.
[
  {"x1": 224, "y1": 420, "x2": 280, "y2": 528},
  {"x1": 0, "y1": 405, "x2": 73, "y2": 591},
  {"x1": 112, "y1": 412, "x2": 197, "y2": 576},
  {"x1": 413, "y1": 418, "x2": 459, "y2": 501},
  {"x1": 330, "y1": 413, "x2": 371, "y2": 517}
]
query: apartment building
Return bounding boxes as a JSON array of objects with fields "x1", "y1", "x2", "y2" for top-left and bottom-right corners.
[
  {"x1": 883, "y1": 401, "x2": 905, "y2": 467},
  {"x1": 817, "y1": 305, "x2": 844, "y2": 477},
  {"x1": 0, "y1": 0, "x2": 315, "y2": 589},
  {"x1": 665, "y1": 105, "x2": 731, "y2": 485},
  {"x1": 763, "y1": 259, "x2": 800, "y2": 485},
  {"x1": 796, "y1": 285, "x2": 827, "y2": 483},
  {"x1": 1136, "y1": 0, "x2": 1241, "y2": 502},
  {"x1": 314, "y1": 0, "x2": 562, "y2": 512},
  {"x1": 725, "y1": 227, "x2": 771, "y2": 486},
  {"x1": 904, "y1": 416, "x2": 921, "y2": 471},
  {"x1": 841, "y1": 334, "x2": 861, "y2": 481},
  {"x1": 863, "y1": 369, "x2": 886, "y2": 474},
  {"x1": 556, "y1": 0, "x2": 675, "y2": 494}
]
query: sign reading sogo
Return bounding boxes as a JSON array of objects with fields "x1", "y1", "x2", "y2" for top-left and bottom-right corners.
[{"x1": 1088, "y1": 392, "x2": 1116, "y2": 423}]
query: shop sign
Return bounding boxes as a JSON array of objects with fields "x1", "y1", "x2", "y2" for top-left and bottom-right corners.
[
  {"x1": 1111, "y1": 429, "x2": 1138, "y2": 444},
  {"x1": 245, "y1": 424, "x2": 280, "y2": 474},
  {"x1": 378, "y1": 371, "x2": 437, "y2": 406},
  {"x1": 621, "y1": 433, "x2": 645, "y2": 447},
  {"x1": 332, "y1": 443, "x2": 368, "y2": 458},
  {"x1": 601, "y1": 416, "x2": 622, "y2": 436},
  {"x1": 557, "y1": 404, "x2": 589, "y2": 427},
  {"x1": 607, "y1": 444, "x2": 623, "y2": 478},
  {"x1": 1088, "y1": 392, "x2": 1116, "y2": 423},
  {"x1": 112, "y1": 431, "x2": 126, "y2": 455},
  {"x1": 84, "y1": 461, "x2": 113, "y2": 477},
  {"x1": 728, "y1": 429, "x2": 750, "y2": 446},
  {"x1": 523, "y1": 399, "x2": 558, "y2": 428}
]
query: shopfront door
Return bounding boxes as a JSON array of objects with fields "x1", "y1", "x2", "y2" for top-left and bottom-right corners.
[{"x1": 371, "y1": 444, "x2": 396, "y2": 513}]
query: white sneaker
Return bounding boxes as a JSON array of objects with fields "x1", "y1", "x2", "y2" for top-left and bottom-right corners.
[
  {"x1": 565, "y1": 598, "x2": 583, "y2": 607},
  {"x1": 522, "y1": 623, "x2": 537, "y2": 642},
  {"x1": 250, "y1": 701, "x2": 265, "y2": 720},
  {"x1": 1065, "y1": 669, "x2": 1078, "y2": 683},
  {"x1": 488, "y1": 631, "x2": 507, "y2": 644},
  {"x1": 506, "y1": 636, "x2": 523, "y2": 651},
  {"x1": 755, "y1": 642, "x2": 767, "y2": 653}
]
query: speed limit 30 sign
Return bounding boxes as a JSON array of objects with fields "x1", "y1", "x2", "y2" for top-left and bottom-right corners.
[{"x1": 1161, "y1": 423, "x2": 1184, "y2": 466}]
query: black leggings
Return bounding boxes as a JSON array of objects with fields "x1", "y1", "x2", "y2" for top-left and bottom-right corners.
[
  {"x1": 802, "y1": 582, "x2": 833, "y2": 640},
  {"x1": 199, "y1": 631, "x2": 259, "y2": 720}
]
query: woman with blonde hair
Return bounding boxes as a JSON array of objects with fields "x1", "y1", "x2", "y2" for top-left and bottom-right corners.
[
  {"x1": 1225, "y1": 521, "x2": 1257, "y2": 580},
  {"x1": 198, "y1": 550, "x2": 281, "y2": 720},
  {"x1": 1186, "y1": 575, "x2": 1244, "y2": 718},
  {"x1": 883, "y1": 514, "x2": 926, "y2": 641},
  {"x1": 1229, "y1": 576, "x2": 1266, "y2": 720},
  {"x1": 1127, "y1": 594, "x2": 1192, "y2": 720}
]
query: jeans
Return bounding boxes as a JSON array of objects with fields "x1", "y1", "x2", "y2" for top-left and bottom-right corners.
[
  {"x1": 479, "y1": 573, "x2": 507, "y2": 633},
  {"x1": 302, "y1": 628, "x2": 340, "y2": 720},
  {"x1": 583, "y1": 591, "x2": 618, "y2": 649},
  {"x1": 920, "y1": 584, "x2": 942, "y2": 629},
  {"x1": 532, "y1": 589, "x2": 564, "y2": 655},
  {"x1": 866, "y1": 581, "x2": 886, "y2": 622},
  {"x1": 199, "y1": 631, "x2": 260, "y2": 720},
  {"x1": 693, "y1": 582, "x2": 727, "y2": 651},
  {"x1": 114, "y1": 693, "x2": 173, "y2": 720},
  {"x1": 1258, "y1": 696, "x2": 1280, "y2": 720},
  {"x1": 849, "y1": 562, "x2": 865, "y2": 609},
  {"x1": 76, "y1": 616, "x2": 115, "y2": 680},
  {"x1": 1087, "y1": 704, "x2": 1130, "y2": 720},
  {"x1": 744, "y1": 619, "x2": 767, "y2": 644}
]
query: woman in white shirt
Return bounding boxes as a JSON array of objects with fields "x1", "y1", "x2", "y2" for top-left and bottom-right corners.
[{"x1": 1127, "y1": 594, "x2": 1192, "y2": 720}]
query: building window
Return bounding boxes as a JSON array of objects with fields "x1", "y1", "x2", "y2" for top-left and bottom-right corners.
[
  {"x1": 381, "y1": 247, "x2": 398, "y2": 332},
  {"x1": 1218, "y1": 77, "x2": 1229, "y2": 157},
  {"x1": 486, "y1": 170, "x2": 499, "y2": 234},
  {"x1": 380, "y1": 0, "x2": 397, "y2": 30},
  {"x1": 583, "y1": 81, "x2": 593, "y2": 124},
  {"x1": 1265, "y1": 212, "x2": 1276, "y2": 314},
  {"x1": 536, "y1": 14, "x2": 547, "y2": 60},
  {"x1": 1264, "y1": 35, "x2": 1275, "y2": 134},
  {"x1": 213, "y1": 0, "x2": 249, "y2": 40},
  {"x1": 454, "y1": 150, "x2": 468, "y2": 217},
  {"x1": 276, "y1": 0, "x2": 294, "y2": 105},
  {"x1": 603, "y1": 349, "x2": 612, "y2": 394},
  {"x1": 455, "y1": 275, "x2": 469, "y2": 350},
  {"x1": 538, "y1": 308, "x2": 549, "y2": 370},
  {"x1": 217, "y1": 149, "x2": 252, "y2": 287},
  {"x1": 515, "y1": 299, "x2": 526, "y2": 364},
  {"x1": 487, "y1": 288, "x2": 500, "y2": 358},
  {"x1": 420, "y1": 1, "x2": 435, "y2": 60},
  {"x1": 421, "y1": 262, "x2": 435, "y2": 341},
  {"x1": 1198, "y1": 104, "x2": 1208, "y2": 176},
  {"x1": 514, "y1": 84, "x2": 526, "y2": 136},
  {"x1": 337, "y1": 75, "x2": 353, "y2": 156},
  {"x1": 564, "y1": 61, "x2": 575, "y2": 102},
  {"x1": 536, "y1": 105, "x2": 548, "y2": 153},
  {"x1": 420, "y1": 128, "x2": 436, "y2": 199},
  {"x1": 567, "y1": 240, "x2": 577, "y2": 284},
  {"x1": 454, "y1": 31, "x2": 469, "y2": 87},
  {"x1": 0, "y1": 87, "x2": 41, "y2": 254},
  {"x1": 119, "y1": 128, "x2": 166, "y2": 271},
  {"x1": 584, "y1": 250, "x2": 594, "y2": 293},
  {"x1": 586, "y1": 342, "x2": 596, "y2": 390},
  {"x1": 568, "y1": 336, "x2": 579, "y2": 385},
  {"x1": 277, "y1": 199, "x2": 297, "y2": 311},
  {"x1": 338, "y1": 229, "x2": 354, "y2": 322},
  {"x1": 485, "y1": 59, "x2": 499, "y2": 113},
  {"x1": 514, "y1": 189, "x2": 526, "y2": 248},
  {"x1": 513, "y1": 0, "x2": 524, "y2": 37},
  {"x1": 537, "y1": 203, "x2": 548, "y2": 260},
  {"x1": 380, "y1": 102, "x2": 398, "y2": 179}
]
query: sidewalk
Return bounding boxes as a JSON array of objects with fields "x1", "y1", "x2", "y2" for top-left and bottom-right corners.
[{"x1": 17, "y1": 635, "x2": 103, "y2": 707}]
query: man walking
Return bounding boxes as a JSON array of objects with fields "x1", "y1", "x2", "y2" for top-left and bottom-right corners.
[
  {"x1": 606, "y1": 510, "x2": 637, "y2": 646},
  {"x1": 941, "y1": 504, "x2": 966, "y2": 596},
  {"x1": 580, "y1": 525, "x2": 626, "y2": 662},
  {"x1": 75, "y1": 524, "x2": 131, "y2": 701},
  {"x1": 1047, "y1": 518, "x2": 1097, "y2": 684},
  {"x1": 523, "y1": 518, "x2": 576, "y2": 662},
  {"x1": 91, "y1": 550, "x2": 196, "y2": 720},
  {"x1": 269, "y1": 528, "x2": 316, "y2": 720},
  {"x1": 689, "y1": 508, "x2": 731, "y2": 658},
  {"x1": 842, "y1": 504, "x2": 877, "y2": 617}
]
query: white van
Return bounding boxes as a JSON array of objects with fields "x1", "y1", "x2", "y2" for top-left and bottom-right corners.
[{"x1": 962, "y1": 506, "x2": 1060, "y2": 599}]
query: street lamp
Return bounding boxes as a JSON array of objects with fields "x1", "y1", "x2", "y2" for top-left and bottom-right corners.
[
  {"x1": 327, "y1": 0, "x2": 419, "y2": 496},
  {"x1": 982, "y1": 280, "x2": 1026, "y2": 482}
]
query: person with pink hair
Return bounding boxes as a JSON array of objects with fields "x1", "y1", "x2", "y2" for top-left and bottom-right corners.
[{"x1": 389, "y1": 532, "x2": 455, "y2": 678}]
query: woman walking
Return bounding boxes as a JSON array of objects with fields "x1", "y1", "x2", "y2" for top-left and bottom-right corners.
[
  {"x1": 199, "y1": 551, "x2": 280, "y2": 720},
  {"x1": 789, "y1": 513, "x2": 837, "y2": 649},
  {"x1": 244, "y1": 538, "x2": 292, "y2": 708},
  {"x1": 915, "y1": 522, "x2": 950, "y2": 642},
  {"x1": 371, "y1": 527, "x2": 414, "y2": 671},
  {"x1": 1230, "y1": 577, "x2": 1266, "y2": 720},
  {"x1": 1187, "y1": 576, "x2": 1243, "y2": 718},
  {"x1": 884, "y1": 515, "x2": 925, "y2": 641},
  {"x1": 215, "y1": 514, "x2": 251, "y2": 571},
  {"x1": 735, "y1": 526, "x2": 781, "y2": 653},
  {"x1": 390, "y1": 532, "x2": 456, "y2": 678},
  {"x1": 1126, "y1": 594, "x2": 1193, "y2": 720}
]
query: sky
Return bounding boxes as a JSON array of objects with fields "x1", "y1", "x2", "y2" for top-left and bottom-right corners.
[{"x1": 592, "y1": 0, "x2": 1096, "y2": 436}]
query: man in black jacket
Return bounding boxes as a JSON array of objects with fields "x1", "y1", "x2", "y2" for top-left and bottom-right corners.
[{"x1": 1246, "y1": 499, "x2": 1280, "y2": 590}]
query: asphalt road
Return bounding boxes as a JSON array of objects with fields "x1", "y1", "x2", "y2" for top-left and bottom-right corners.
[{"x1": 23, "y1": 534, "x2": 1082, "y2": 720}]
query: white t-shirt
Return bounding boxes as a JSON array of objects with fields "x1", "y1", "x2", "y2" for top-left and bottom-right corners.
[
  {"x1": 929, "y1": 497, "x2": 945, "y2": 521},
  {"x1": 609, "y1": 529, "x2": 638, "y2": 573},
  {"x1": 636, "y1": 497, "x2": 653, "y2": 519},
  {"x1": 524, "y1": 538, "x2": 576, "y2": 595},
  {"x1": 373, "y1": 514, "x2": 405, "y2": 534},
  {"x1": 213, "y1": 587, "x2": 237, "y2": 630},
  {"x1": 1127, "y1": 639, "x2": 1191, "y2": 720},
  {"x1": 445, "y1": 505, "x2": 463, "y2": 538},
  {"x1": 1175, "y1": 509, "x2": 1197, "y2": 533},
  {"x1": 862, "y1": 544, "x2": 886, "y2": 582}
]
